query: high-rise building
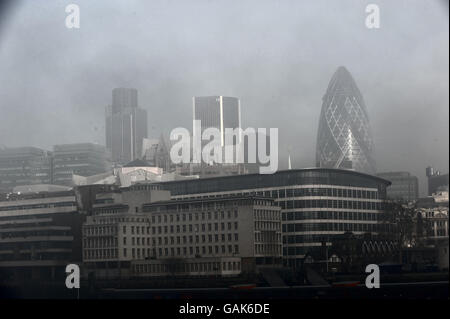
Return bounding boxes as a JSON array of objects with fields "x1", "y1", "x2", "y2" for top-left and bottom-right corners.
[
  {"x1": 0, "y1": 147, "x2": 53, "y2": 193},
  {"x1": 316, "y1": 66, "x2": 376, "y2": 174},
  {"x1": 106, "y1": 88, "x2": 148, "y2": 165},
  {"x1": 376, "y1": 171, "x2": 419, "y2": 202},
  {"x1": 52, "y1": 143, "x2": 110, "y2": 186},
  {"x1": 193, "y1": 96, "x2": 241, "y2": 147}
]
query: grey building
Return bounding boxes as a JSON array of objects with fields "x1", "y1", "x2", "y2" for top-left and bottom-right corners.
[
  {"x1": 426, "y1": 166, "x2": 449, "y2": 196},
  {"x1": 106, "y1": 88, "x2": 148, "y2": 165},
  {"x1": 52, "y1": 143, "x2": 111, "y2": 186},
  {"x1": 316, "y1": 66, "x2": 376, "y2": 174},
  {"x1": 0, "y1": 147, "x2": 53, "y2": 193},
  {"x1": 376, "y1": 171, "x2": 419, "y2": 202},
  {"x1": 82, "y1": 183, "x2": 281, "y2": 279},
  {"x1": 142, "y1": 136, "x2": 171, "y2": 172},
  {"x1": 193, "y1": 96, "x2": 241, "y2": 147},
  {"x1": 160, "y1": 168, "x2": 391, "y2": 268},
  {"x1": 0, "y1": 190, "x2": 83, "y2": 283}
]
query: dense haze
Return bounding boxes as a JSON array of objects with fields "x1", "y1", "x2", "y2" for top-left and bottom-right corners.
[{"x1": 0, "y1": 0, "x2": 448, "y2": 195}]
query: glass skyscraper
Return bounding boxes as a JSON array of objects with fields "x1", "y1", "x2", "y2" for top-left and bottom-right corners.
[
  {"x1": 193, "y1": 96, "x2": 241, "y2": 147},
  {"x1": 316, "y1": 66, "x2": 376, "y2": 174}
]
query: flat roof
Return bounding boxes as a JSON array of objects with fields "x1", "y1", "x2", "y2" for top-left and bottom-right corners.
[{"x1": 159, "y1": 167, "x2": 391, "y2": 186}]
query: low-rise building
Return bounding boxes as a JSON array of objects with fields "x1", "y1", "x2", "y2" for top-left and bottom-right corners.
[
  {"x1": 81, "y1": 184, "x2": 282, "y2": 279},
  {"x1": 0, "y1": 147, "x2": 53, "y2": 193},
  {"x1": 0, "y1": 190, "x2": 82, "y2": 283},
  {"x1": 52, "y1": 143, "x2": 111, "y2": 186}
]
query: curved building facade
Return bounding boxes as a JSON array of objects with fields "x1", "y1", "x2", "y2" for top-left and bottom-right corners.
[
  {"x1": 316, "y1": 66, "x2": 376, "y2": 174},
  {"x1": 160, "y1": 168, "x2": 391, "y2": 268}
]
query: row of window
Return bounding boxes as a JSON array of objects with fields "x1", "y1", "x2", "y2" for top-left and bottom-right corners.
[
  {"x1": 279, "y1": 199, "x2": 382, "y2": 210},
  {"x1": 255, "y1": 232, "x2": 281, "y2": 243},
  {"x1": 133, "y1": 260, "x2": 241, "y2": 274},
  {"x1": 84, "y1": 237, "x2": 118, "y2": 249},
  {"x1": 282, "y1": 211, "x2": 378, "y2": 221},
  {"x1": 275, "y1": 187, "x2": 378, "y2": 199},
  {"x1": 149, "y1": 210, "x2": 239, "y2": 224},
  {"x1": 84, "y1": 225, "x2": 118, "y2": 236},
  {"x1": 125, "y1": 222, "x2": 240, "y2": 235},
  {"x1": 0, "y1": 201, "x2": 75, "y2": 212},
  {"x1": 255, "y1": 243, "x2": 282, "y2": 255},
  {"x1": 282, "y1": 222, "x2": 378, "y2": 233},
  {"x1": 254, "y1": 209, "x2": 280, "y2": 220},
  {"x1": 126, "y1": 245, "x2": 241, "y2": 259},
  {"x1": 84, "y1": 248, "x2": 118, "y2": 259},
  {"x1": 148, "y1": 233, "x2": 240, "y2": 246},
  {"x1": 254, "y1": 221, "x2": 280, "y2": 231}
]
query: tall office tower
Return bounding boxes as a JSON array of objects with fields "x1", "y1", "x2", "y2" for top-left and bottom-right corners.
[
  {"x1": 316, "y1": 66, "x2": 376, "y2": 174},
  {"x1": 193, "y1": 96, "x2": 241, "y2": 147},
  {"x1": 376, "y1": 171, "x2": 419, "y2": 202},
  {"x1": 0, "y1": 147, "x2": 53, "y2": 193},
  {"x1": 106, "y1": 88, "x2": 148, "y2": 165},
  {"x1": 52, "y1": 143, "x2": 111, "y2": 186}
]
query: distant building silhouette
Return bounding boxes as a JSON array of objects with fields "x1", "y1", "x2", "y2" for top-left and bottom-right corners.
[
  {"x1": 52, "y1": 143, "x2": 110, "y2": 186},
  {"x1": 0, "y1": 147, "x2": 53, "y2": 192},
  {"x1": 426, "y1": 166, "x2": 449, "y2": 196},
  {"x1": 316, "y1": 66, "x2": 376, "y2": 174},
  {"x1": 376, "y1": 171, "x2": 419, "y2": 202},
  {"x1": 106, "y1": 88, "x2": 148, "y2": 164}
]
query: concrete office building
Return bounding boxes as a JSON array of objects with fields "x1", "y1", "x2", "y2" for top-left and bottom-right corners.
[
  {"x1": 0, "y1": 190, "x2": 82, "y2": 283},
  {"x1": 52, "y1": 143, "x2": 110, "y2": 186},
  {"x1": 82, "y1": 184, "x2": 171, "y2": 278},
  {"x1": 376, "y1": 171, "x2": 419, "y2": 202},
  {"x1": 106, "y1": 88, "x2": 148, "y2": 165},
  {"x1": 0, "y1": 147, "x2": 53, "y2": 193},
  {"x1": 160, "y1": 168, "x2": 391, "y2": 268},
  {"x1": 81, "y1": 184, "x2": 282, "y2": 278}
]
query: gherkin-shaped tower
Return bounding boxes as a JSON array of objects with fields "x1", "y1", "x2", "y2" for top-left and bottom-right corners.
[{"x1": 316, "y1": 66, "x2": 376, "y2": 174}]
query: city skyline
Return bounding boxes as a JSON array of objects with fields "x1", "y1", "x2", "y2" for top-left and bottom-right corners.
[
  {"x1": 0, "y1": 0, "x2": 448, "y2": 302},
  {"x1": 0, "y1": 0, "x2": 448, "y2": 197}
]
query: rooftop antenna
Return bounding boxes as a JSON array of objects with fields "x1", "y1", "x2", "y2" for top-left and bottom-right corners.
[{"x1": 288, "y1": 146, "x2": 292, "y2": 170}]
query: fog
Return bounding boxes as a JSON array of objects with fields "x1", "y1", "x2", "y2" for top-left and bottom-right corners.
[{"x1": 0, "y1": 0, "x2": 448, "y2": 195}]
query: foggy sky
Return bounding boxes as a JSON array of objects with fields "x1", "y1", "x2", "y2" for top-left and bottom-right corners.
[{"x1": 0, "y1": 0, "x2": 448, "y2": 195}]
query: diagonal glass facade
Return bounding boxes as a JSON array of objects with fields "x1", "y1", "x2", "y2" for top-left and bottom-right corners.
[{"x1": 316, "y1": 66, "x2": 376, "y2": 174}]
